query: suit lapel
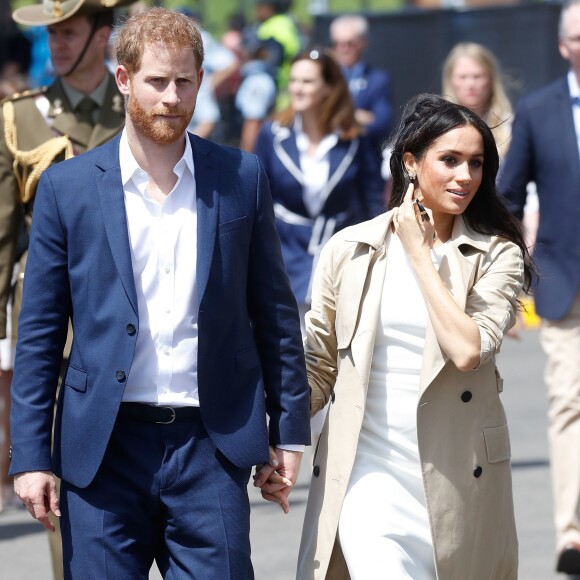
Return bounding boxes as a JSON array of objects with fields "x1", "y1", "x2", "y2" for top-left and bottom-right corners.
[
  {"x1": 556, "y1": 79, "x2": 580, "y2": 182},
  {"x1": 337, "y1": 214, "x2": 390, "y2": 387},
  {"x1": 96, "y1": 136, "x2": 138, "y2": 315},
  {"x1": 272, "y1": 124, "x2": 302, "y2": 185},
  {"x1": 320, "y1": 138, "x2": 358, "y2": 208},
  {"x1": 191, "y1": 134, "x2": 219, "y2": 309}
]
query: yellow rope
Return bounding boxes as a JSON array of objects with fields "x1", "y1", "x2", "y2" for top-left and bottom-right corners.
[{"x1": 3, "y1": 100, "x2": 74, "y2": 204}]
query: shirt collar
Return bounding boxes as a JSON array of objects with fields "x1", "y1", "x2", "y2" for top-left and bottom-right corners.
[
  {"x1": 119, "y1": 130, "x2": 194, "y2": 194},
  {"x1": 568, "y1": 69, "x2": 580, "y2": 100},
  {"x1": 61, "y1": 74, "x2": 110, "y2": 110},
  {"x1": 294, "y1": 114, "x2": 339, "y2": 160}
]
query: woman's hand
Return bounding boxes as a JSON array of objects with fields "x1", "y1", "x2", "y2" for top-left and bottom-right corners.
[{"x1": 392, "y1": 182, "x2": 435, "y2": 259}]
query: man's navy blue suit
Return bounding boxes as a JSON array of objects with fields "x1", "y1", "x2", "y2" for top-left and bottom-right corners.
[
  {"x1": 499, "y1": 76, "x2": 580, "y2": 319},
  {"x1": 9, "y1": 132, "x2": 311, "y2": 577}
]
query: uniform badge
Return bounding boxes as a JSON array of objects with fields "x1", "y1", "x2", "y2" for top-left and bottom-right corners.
[{"x1": 112, "y1": 94, "x2": 124, "y2": 114}]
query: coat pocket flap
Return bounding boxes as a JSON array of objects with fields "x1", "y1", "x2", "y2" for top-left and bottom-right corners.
[
  {"x1": 483, "y1": 424, "x2": 511, "y2": 463},
  {"x1": 235, "y1": 346, "x2": 261, "y2": 372},
  {"x1": 64, "y1": 365, "x2": 88, "y2": 393}
]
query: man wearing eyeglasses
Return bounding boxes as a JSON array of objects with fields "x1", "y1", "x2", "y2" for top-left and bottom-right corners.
[
  {"x1": 499, "y1": 0, "x2": 580, "y2": 574},
  {"x1": 330, "y1": 14, "x2": 392, "y2": 157}
]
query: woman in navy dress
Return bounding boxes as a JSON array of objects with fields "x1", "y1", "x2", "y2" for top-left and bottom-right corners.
[{"x1": 254, "y1": 48, "x2": 385, "y2": 328}]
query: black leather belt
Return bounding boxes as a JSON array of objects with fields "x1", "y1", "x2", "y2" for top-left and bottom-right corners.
[{"x1": 119, "y1": 403, "x2": 200, "y2": 425}]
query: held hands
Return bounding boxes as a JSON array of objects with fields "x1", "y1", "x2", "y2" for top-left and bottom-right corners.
[
  {"x1": 253, "y1": 447, "x2": 303, "y2": 514},
  {"x1": 14, "y1": 471, "x2": 60, "y2": 531},
  {"x1": 392, "y1": 182, "x2": 436, "y2": 258}
]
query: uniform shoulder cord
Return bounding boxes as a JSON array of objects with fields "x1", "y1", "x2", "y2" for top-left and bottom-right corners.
[{"x1": 3, "y1": 100, "x2": 74, "y2": 204}]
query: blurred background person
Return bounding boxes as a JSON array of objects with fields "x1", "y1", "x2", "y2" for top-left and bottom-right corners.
[
  {"x1": 236, "y1": 37, "x2": 277, "y2": 152},
  {"x1": 499, "y1": 0, "x2": 580, "y2": 574},
  {"x1": 178, "y1": 8, "x2": 239, "y2": 141},
  {"x1": 442, "y1": 42, "x2": 512, "y2": 158},
  {"x1": 254, "y1": 48, "x2": 385, "y2": 333},
  {"x1": 442, "y1": 42, "x2": 539, "y2": 261},
  {"x1": 0, "y1": 9, "x2": 31, "y2": 98},
  {"x1": 252, "y1": 0, "x2": 302, "y2": 109},
  {"x1": 330, "y1": 14, "x2": 392, "y2": 158}
]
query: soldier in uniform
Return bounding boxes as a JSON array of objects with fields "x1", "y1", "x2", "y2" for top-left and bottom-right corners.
[{"x1": 0, "y1": 0, "x2": 132, "y2": 577}]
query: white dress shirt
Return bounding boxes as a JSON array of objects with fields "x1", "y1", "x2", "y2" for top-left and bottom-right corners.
[
  {"x1": 294, "y1": 115, "x2": 339, "y2": 217},
  {"x1": 119, "y1": 130, "x2": 199, "y2": 406},
  {"x1": 568, "y1": 70, "x2": 580, "y2": 160}
]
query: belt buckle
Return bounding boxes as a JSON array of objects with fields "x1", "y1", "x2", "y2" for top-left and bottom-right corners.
[{"x1": 156, "y1": 406, "x2": 176, "y2": 425}]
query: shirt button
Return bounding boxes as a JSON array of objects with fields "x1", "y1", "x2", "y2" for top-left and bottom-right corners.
[
  {"x1": 163, "y1": 347, "x2": 170, "y2": 355},
  {"x1": 116, "y1": 370, "x2": 126, "y2": 382},
  {"x1": 126, "y1": 323, "x2": 136, "y2": 336},
  {"x1": 161, "y1": 387, "x2": 168, "y2": 394},
  {"x1": 164, "y1": 265, "x2": 170, "y2": 273},
  {"x1": 473, "y1": 465, "x2": 483, "y2": 478}
]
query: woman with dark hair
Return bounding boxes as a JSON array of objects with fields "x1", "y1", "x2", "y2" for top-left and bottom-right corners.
[
  {"x1": 254, "y1": 48, "x2": 384, "y2": 332},
  {"x1": 296, "y1": 94, "x2": 533, "y2": 579}
]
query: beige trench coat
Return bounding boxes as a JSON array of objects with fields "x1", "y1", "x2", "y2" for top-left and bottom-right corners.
[{"x1": 297, "y1": 210, "x2": 523, "y2": 580}]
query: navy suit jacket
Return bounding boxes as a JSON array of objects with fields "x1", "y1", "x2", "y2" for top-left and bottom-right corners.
[
  {"x1": 498, "y1": 76, "x2": 580, "y2": 320},
  {"x1": 351, "y1": 63, "x2": 392, "y2": 149},
  {"x1": 9, "y1": 133, "x2": 310, "y2": 488}
]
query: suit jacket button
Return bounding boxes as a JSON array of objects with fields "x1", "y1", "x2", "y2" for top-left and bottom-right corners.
[
  {"x1": 461, "y1": 390, "x2": 473, "y2": 402},
  {"x1": 313, "y1": 465, "x2": 320, "y2": 477},
  {"x1": 126, "y1": 323, "x2": 136, "y2": 336},
  {"x1": 116, "y1": 370, "x2": 126, "y2": 382},
  {"x1": 473, "y1": 465, "x2": 483, "y2": 478}
]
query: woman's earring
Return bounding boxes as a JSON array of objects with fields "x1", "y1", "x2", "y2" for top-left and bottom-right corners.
[{"x1": 408, "y1": 171, "x2": 416, "y2": 181}]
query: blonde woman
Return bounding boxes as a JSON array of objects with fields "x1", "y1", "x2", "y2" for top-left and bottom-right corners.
[{"x1": 442, "y1": 42, "x2": 512, "y2": 158}]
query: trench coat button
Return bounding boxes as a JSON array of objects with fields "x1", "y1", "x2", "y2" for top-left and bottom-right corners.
[
  {"x1": 313, "y1": 465, "x2": 320, "y2": 477},
  {"x1": 473, "y1": 465, "x2": 483, "y2": 478},
  {"x1": 116, "y1": 370, "x2": 126, "y2": 382},
  {"x1": 126, "y1": 323, "x2": 136, "y2": 336},
  {"x1": 461, "y1": 390, "x2": 473, "y2": 402},
  {"x1": 331, "y1": 391, "x2": 336, "y2": 403}
]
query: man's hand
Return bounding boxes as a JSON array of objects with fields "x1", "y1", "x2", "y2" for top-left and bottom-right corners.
[
  {"x1": 253, "y1": 447, "x2": 303, "y2": 514},
  {"x1": 14, "y1": 471, "x2": 60, "y2": 531}
]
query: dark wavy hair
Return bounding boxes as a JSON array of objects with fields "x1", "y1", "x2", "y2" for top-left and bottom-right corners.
[{"x1": 388, "y1": 93, "x2": 534, "y2": 293}]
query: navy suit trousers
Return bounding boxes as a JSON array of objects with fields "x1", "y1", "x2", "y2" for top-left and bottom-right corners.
[{"x1": 60, "y1": 411, "x2": 253, "y2": 579}]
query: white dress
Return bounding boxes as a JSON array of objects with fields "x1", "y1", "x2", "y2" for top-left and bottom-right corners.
[{"x1": 338, "y1": 231, "x2": 446, "y2": 580}]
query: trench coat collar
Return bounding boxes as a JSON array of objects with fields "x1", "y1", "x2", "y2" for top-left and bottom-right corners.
[
  {"x1": 340, "y1": 210, "x2": 493, "y2": 395},
  {"x1": 342, "y1": 209, "x2": 491, "y2": 253}
]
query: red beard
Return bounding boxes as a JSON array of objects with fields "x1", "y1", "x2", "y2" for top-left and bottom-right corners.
[{"x1": 127, "y1": 92, "x2": 192, "y2": 144}]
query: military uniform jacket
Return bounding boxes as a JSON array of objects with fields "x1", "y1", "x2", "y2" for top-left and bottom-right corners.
[{"x1": 0, "y1": 74, "x2": 125, "y2": 338}]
